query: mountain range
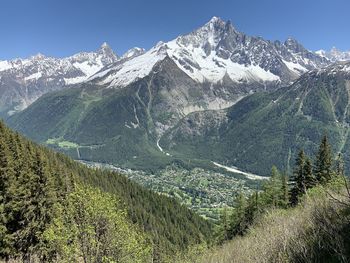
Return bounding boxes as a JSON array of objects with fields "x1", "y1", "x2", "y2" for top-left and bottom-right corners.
[
  {"x1": 0, "y1": 17, "x2": 335, "y2": 117},
  {"x1": 4, "y1": 17, "x2": 350, "y2": 176},
  {"x1": 0, "y1": 43, "x2": 141, "y2": 116},
  {"x1": 316, "y1": 47, "x2": 350, "y2": 62},
  {"x1": 87, "y1": 17, "x2": 330, "y2": 88}
]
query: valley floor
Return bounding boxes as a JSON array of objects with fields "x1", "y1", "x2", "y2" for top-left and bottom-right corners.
[{"x1": 80, "y1": 160, "x2": 259, "y2": 220}]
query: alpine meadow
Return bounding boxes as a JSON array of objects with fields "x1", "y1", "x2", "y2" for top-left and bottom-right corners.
[{"x1": 1, "y1": 0, "x2": 350, "y2": 262}]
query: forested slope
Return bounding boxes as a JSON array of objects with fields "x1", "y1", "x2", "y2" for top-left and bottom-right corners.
[{"x1": 0, "y1": 121, "x2": 212, "y2": 262}]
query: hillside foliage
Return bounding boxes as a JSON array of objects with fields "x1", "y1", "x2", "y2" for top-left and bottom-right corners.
[
  {"x1": 198, "y1": 136, "x2": 350, "y2": 262},
  {"x1": 0, "y1": 121, "x2": 212, "y2": 262}
]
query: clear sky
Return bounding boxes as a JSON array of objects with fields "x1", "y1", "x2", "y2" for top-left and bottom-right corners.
[{"x1": 1, "y1": 0, "x2": 349, "y2": 59}]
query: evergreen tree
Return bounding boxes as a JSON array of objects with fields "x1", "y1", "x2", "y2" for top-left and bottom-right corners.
[
  {"x1": 228, "y1": 191, "x2": 247, "y2": 238},
  {"x1": 262, "y1": 166, "x2": 282, "y2": 207},
  {"x1": 314, "y1": 135, "x2": 333, "y2": 184},
  {"x1": 243, "y1": 191, "x2": 260, "y2": 227},
  {"x1": 280, "y1": 172, "x2": 289, "y2": 208},
  {"x1": 304, "y1": 157, "x2": 316, "y2": 189},
  {"x1": 218, "y1": 207, "x2": 230, "y2": 242},
  {"x1": 290, "y1": 150, "x2": 306, "y2": 206},
  {"x1": 290, "y1": 150, "x2": 317, "y2": 205},
  {"x1": 335, "y1": 153, "x2": 345, "y2": 178}
]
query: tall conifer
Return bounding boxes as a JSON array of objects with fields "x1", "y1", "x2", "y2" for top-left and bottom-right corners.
[
  {"x1": 314, "y1": 135, "x2": 333, "y2": 183},
  {"x1": 290, "y1": 150, "x2": 306, "y2": 205}
]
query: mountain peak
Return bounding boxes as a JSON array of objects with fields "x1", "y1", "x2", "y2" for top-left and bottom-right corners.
[
  {"x1": 330, "y1": 46, "x2": 339, "y2": 52},
  {"x1": 101, "y1": 42, "x2": 110, "y2": 49},
  {"x1": 176, "y1": 16, "x2": 233, "y2": 49},
  {"x1": 207, "y1": 16, "x2": 223, "y2": 24},
  {"x1": 31, "y1": 53, "x2": 46, "y2": 60},
  {"x1": 99, "y1": 42, "x2": 114, "y2": 53},
  {"x1": 204, "y1": 16, "x2": 226, "y2": 30},
  {"x1": 284, "y1": 37, "x2": 306, "y2": 54},
  {"x1": 284, "y1": 37, "x2": 300, "y2": 45},
  {"x1": 97, "y1": 42, "x2": 118, "y2": 61},
  {"x1": 121, "y1": 47, "x2": 145, "y2": 60}
]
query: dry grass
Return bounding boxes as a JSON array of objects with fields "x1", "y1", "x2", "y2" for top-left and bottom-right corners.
[{"x1": 199, "y1": 185, "x2": 350, "y2": 263}]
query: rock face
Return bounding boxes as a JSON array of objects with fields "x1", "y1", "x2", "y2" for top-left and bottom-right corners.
[{"x1": 0, "y1": 43, "x2": 118, "y2": 116}]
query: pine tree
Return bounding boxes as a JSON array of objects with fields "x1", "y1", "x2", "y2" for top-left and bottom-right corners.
[
  {"x1": 228, "y1": 191, "x2": 247, "y2": 238},
  {"x1": 262, "y1": 166, "x2": 283, "y2": 207},
  {"x1": 304, "y1": 157, "x2": 316, "y2": 189},
  {"x1": 314, "y1": 135, "x2": 333, "y2": 184},
  {"x1": 335, "y1": 153, "x2": 345, "y2": 178},
  {"x1": 244, "y1": 191, "x2": 260, "y2": 227},
  {"x1": 290, "y1": 150, "x2": 306, "y2": 206},
  {"x1": 290, "y1": 150, "x2": 318, "y2": 206},
  {"x1": 280, "y1": 172, "x2": 289, "y2": 208}
]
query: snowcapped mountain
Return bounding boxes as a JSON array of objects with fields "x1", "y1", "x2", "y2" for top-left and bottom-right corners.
[
  {"x1": 120, "y1": 47, "x2": 145, "y2": 60},
  {"x1": 316, "y1": 47, "x2": 350, "y2": 62},
  {"x1": 90, "y1": 17, "x2": 329, "y2": 89},
  {"x1": 0, "y1": 17, "x2": 333, "y2": 117},
  {"x1": 0, "y1": 43, "x2": 118, "y2": 116},
  {"x1": 6, "y1": 17, "x2": 344, "y2": 173}
]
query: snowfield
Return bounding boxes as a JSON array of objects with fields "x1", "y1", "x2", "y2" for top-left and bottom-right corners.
[{"x1": 212, "y1": 162, "x2": 268, "y2": 180}]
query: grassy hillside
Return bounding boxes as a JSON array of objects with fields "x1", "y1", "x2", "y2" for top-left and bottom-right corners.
[{"x1": 198, "y1": 183, "x2": 350, "y2": 263}]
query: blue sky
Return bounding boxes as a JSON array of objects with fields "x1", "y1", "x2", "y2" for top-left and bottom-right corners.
[{"x1": 1, "y1": 0, "x2": 349, "y2": 59}]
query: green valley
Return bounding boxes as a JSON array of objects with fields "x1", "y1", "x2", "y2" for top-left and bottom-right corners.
[
  {"x1": 1, "y1": 9, "x2": 350, "y2": 262},
  {"x1": 82, "y1": 161, "x2": 261, "y2": 220}
]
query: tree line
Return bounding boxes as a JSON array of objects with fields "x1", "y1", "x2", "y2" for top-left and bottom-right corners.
[{"x1": 218, "y1": 135, "x2": 342, "y2": 242}]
